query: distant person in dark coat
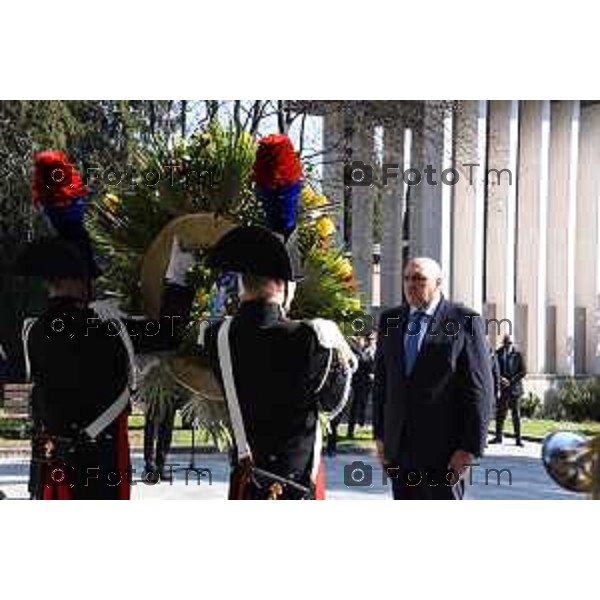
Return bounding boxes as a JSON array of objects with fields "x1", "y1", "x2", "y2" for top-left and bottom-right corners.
[
  {"x1": 347, "y1": 335, "x2": 375, "y2": 439},
  {"x1": 489, "y1": 334, "x2": 526, "y2": 447},
  {"x1": 489, "y1": 337, "x2": 502, "y2": 412}
]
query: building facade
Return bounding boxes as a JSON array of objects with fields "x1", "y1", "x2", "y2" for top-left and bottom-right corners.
[{"x1": 313, "y1": 100, "x2": 600, "y2": 397}]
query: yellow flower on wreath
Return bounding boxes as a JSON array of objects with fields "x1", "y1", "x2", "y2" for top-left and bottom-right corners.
[
  {"x1": 195, "y1": 288, "x2": 209, "y2": 306},
  {"x1": 301, "y1": 185, "x2": 329, "y2": 209},
  {"x1": 102, "y1": 192, "x2": 121, "y2": 214},
  {"x1": 316, "y1": 215, "x2": 336, "y2": 239},
  {"x1": 335, "y1": 257, "x2": 353, "y2": 280}
]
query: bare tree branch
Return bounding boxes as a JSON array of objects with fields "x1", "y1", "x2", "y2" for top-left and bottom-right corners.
[
  {"x1": 277, "y1": 100, "x2": 285, "y2": 134},
  {"x1": 250, "y1": 100, "x2": 270, "y2": 135},
  {"x1": 180, "y1": 100, "x2": 187, "y2": 137},
  {"x1": 233, "y1": 100, "x2": 242, "y2": 137},
  {"x1": 298, "y1": 112, "x2": 307, "y2": 156},
  {"x1": 206, "y1": 100, "x2": 219, "y2": 122}
]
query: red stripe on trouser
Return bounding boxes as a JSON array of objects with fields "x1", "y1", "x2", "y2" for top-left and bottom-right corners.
[
  {"x1": 41, "y1": 411, "x2": 131, "y2": 500},
  {"x1": 116, "y1": 412, "x2": 131, "y2": 500},
  {"x1": 42, "y1": 468, "x2": 72, "y2": 500},
  {"x1": 314, "y1": 459, "x2": 326, "y2": 500}
]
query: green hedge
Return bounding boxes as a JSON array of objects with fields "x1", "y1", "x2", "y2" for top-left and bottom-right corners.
[{"x1": 543, "y1": 377, "x2": 600, "y2": 422}]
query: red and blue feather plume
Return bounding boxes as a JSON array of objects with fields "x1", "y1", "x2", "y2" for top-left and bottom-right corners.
[
  {"x1": 31, "y1": 150, "x2": 100, "y2": 276},
  {"x1": 254, "y1": 134, "x2": 303, "y2": 239},
  {"x1": 32, "y1": 150, "x2": 89, "y2": 233}
]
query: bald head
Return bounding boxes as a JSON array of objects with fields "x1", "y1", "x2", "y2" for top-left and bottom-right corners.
[
  {"x1": 403, "y1": 257, "x2": 443, "y2": 308},
  {"x1": 409, "y1": 258, "x2": 442, "y2": 279}
]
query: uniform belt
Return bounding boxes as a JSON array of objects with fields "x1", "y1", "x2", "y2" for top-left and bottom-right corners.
[{"x1": 33, "y1": 388, "x2": 129, "y2": 461}]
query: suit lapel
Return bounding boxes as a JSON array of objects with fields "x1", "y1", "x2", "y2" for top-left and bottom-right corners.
[{"x1": 385, "y1": 306, "x2": 408, "y2": 380}]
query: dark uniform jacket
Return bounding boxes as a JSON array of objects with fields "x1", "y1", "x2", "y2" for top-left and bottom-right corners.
[
  {"x1": 495, "y1": 346, "x2": 526, "y2": 398},
  {"x1": 203, "y1": 299, "x2": 341, "y2": 489},
  {"x1": 373, "y1": 297, "x2": 493, "y2": 469},
  {"x1": 27, "y1": 284, "x2": 193, "y2": 499}
]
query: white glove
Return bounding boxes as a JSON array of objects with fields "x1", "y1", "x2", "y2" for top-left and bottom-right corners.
[{"x1": 165, "y1": 235, "x2": 195, "y2": 285}]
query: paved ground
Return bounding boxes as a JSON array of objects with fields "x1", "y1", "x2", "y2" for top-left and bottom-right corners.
[{"x1": 0, "y1": 440, "x2": 579, "y2": 500}]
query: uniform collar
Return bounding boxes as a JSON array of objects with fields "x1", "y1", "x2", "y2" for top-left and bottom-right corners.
[
  {"x1": 237, "y1": 299, "x2": 284, "y2": 326},
  {"x1": 47, "y1": 296, "x2": 86, "y2": 310}
]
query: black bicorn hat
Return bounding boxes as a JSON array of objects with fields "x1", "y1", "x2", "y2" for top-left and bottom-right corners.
[
  {"x1": 14, "y1": 223, "x2": 101, "y2": 280},
  {"x1": 14, "y1": 237, "x2": 91, "y2": 280},
  {"x1": 207, "y1": 225, "x2": 303, "y2": 281}
]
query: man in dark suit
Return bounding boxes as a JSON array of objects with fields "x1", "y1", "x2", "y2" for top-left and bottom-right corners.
[
  {"x1": 489, "y1": 334, "x2": 526, "y2": 446},
  {"x1": 489, "y1": 337, "x2": 502, "y2": 415},
  {"x1": 373, "y1": 257, "x2": 493, "y2": 500}
]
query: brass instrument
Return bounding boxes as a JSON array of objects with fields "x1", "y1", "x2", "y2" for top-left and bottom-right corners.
[{"x1": 542, "y1": 431, "x2": 600, "y2": 498}]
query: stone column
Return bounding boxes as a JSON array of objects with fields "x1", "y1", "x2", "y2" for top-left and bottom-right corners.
[
  {"x1": 485, "y1": 101, "x2": 520, "y2": 347},
  {"x1": 575, "y1": 102, "x2": 600, "y2": 375},
  {"x1": 547, "y1": 101, "x2": 580, "y2": 375},
  {"x1": 350, "y1": 117, "x2": 375, "y2": 312},
  {"x1": 516, "y1": 101, "x2": 551, "y2": 374},
  {"x1": 322, "y1": 106, "x2": 346, "y2": 246},
  {"x1": 408, "y1": 101, "x2": 453, "y2": 294},
  {"x1": 451, "y1": 100, "x2": 488, "y2": 314},
  {"x1": 381, "y1": 124, "x2": 405, "y2": 309}
]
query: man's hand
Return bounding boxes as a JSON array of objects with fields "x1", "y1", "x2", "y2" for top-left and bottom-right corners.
[
  {"x1": 500, "y1": 376, "x2": 510, "y2": 389},
  {"x1": 448, "y1": 449, "x2": 474, "y2": 480},
  {"x1": 375, "y1": 439, "x2": 385, "y2": 464},
  {"x1": 165, "y1": 235, "x2": 195, "y2": 286}
]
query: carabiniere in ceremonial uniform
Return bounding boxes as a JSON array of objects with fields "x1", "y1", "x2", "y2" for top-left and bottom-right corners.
[{"x1": 200, "y1": 225, "x2": 356, "y2": 500}]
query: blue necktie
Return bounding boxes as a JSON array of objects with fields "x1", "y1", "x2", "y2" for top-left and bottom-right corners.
[{"x1": 404, "y1": 311, "x2": 426, "y2": 376}]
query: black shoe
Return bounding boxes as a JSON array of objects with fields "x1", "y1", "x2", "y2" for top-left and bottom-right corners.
[
  {"x1": 488, "y1": 437, "x2": 503, "y2": 444},
  {"x1": 515, "y1": 440, "x2": 525, "y2": 447},
  {"x1": 158, "y1": 467, "x2": 173, "y2": 482},
  {"x1": 142, "y1": 468, "x2": 159, "y2": 483}
]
